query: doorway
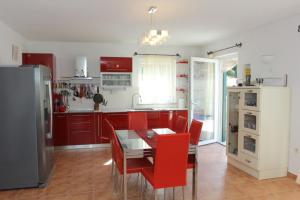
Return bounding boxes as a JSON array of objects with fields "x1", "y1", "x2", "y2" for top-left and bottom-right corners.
[
  {"x1": 218, "y1": 54, "x2": 238, "y2": 145},
  {"x1": 189, "y1": 57, "x2": 220, "y2": 145}
]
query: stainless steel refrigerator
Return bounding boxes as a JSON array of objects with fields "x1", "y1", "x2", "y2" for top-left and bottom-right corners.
[{"x1": 0, "y1": 65, "x2": 54, "y2": 190}]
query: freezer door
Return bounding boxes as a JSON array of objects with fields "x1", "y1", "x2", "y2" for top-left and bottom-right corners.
[{"x1": 35, "y1": 66, "x2": 54, "y2": 185}]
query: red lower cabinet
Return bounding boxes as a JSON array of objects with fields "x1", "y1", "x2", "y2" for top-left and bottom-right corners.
[
  {"x1": 147, "y1": 111, "x2": 161, "y2": 129},
  {"x1": 68, "y1": 113, "x2": 96, "y2": 145},
  {"x1": 96, "y1": 113, "x2": 103, "y2": 144},
  {"x1": 53, "y1": 114, "x2": 68, "y2": 146},
  {"x1": 52, "y1": 110, "x2": 188, "y2": 146},
  {"x1": 160, "y1": 111, "x2": 174, "y2": 129},
  {"x1": 101, "y1": 112, "x2": 129, "y2": 143}
]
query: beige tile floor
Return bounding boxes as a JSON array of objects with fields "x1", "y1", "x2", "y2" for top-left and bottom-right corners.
[{"x1": 1, "y1": 144, "x2": 300, "y2": 200}]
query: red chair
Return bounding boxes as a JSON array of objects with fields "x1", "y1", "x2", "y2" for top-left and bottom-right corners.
[
  {"x1": 187, "y1": 120, "x2": 203, "y2": 169},
  {"x1": 189, "y1": 120, "x2": 203, "y2": 145},
  {"x1": 110, "y1": 124, "x2": 152, "y2": 196},
  {"x1": 174, "y1": 116, "x2": 188, "y2": 132},
  {"x1": 142, "y1": 133, "x2": 190, "y2": 200},
  {"x1": 128, "y1": 112, "x2": 148, "y2": 130}
]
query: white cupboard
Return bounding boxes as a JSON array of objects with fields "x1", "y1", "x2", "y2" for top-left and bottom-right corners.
[{"x1": 227, "y1": 86, "x2": 290, "y2": 180}]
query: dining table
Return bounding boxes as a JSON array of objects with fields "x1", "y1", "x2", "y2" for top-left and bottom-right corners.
[{"x1": 115, "y1": 128, "x2": 198, "y2": 200}]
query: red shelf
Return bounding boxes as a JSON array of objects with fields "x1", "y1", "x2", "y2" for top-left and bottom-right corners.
[
  {"x1": 177, "y1": 59, "x2": 189, "y2": 64},
  {"x1": 177, "y1": 74, "x2": 189, "y2": 78}
]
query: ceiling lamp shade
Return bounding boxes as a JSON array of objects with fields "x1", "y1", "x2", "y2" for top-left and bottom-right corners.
[
  {"x1": 141, "y1": 6, "x2": 169, "y2": 46},
  {"x1": 142, "y1": 29, "x2": 169, "y2": 46}
]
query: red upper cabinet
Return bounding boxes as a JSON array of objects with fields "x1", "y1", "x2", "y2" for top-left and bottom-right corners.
[
  {"x1": 100, "y1": 57, "x2": 132, "y2": 72},
  {"x1": 22, "y1": 53, "x2": 56, "y2": 80}
]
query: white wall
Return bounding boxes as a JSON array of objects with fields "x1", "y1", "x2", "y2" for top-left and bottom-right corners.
[
  {"x1": 0, "y1": 20, "x2": 26, "y2": 65},
  {"x1": 25, "y1": 41, "x2": 201, "y2": 110},
  {"x1": 201, "y1": 14, "x2": 300, "y2": 175}
]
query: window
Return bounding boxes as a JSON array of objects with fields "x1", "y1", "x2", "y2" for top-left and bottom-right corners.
[{"x1": 138, "y1": 56, "x2": 176, "y2": 104}]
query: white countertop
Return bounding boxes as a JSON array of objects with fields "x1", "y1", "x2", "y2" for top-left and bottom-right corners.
[{"x1": 55, "y1": 107, "x2": 188, "y2": 114}]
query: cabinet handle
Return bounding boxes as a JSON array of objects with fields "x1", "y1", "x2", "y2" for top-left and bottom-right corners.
[
  {"x1": 247, "y1": 90, "x2": 253, "y2": 93},
  {"x1": 246, "y1": 135, "x2": 252, "y2": 138},
  {"x1": 245, "y1": 159, "x2": 251, "y2": 163},
  {"x1": 246, "y1": 112, "x2": 253, "y2": 115},
  {"x1": 56, "y1": 115, "x2": 65, "y2": 118},
  {"x1": 71, "y1": 114, "x2": 89, "y2": 117}
]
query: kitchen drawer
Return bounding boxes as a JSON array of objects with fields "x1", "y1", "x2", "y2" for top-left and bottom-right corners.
[
  {"x1": 239, "y1": 152, "x2": 259, "y2": 170},
  {"x1": 69, "y1": 114, "x2": 94, "y2": 123},
  {"x1": 69, "y1": 131, "x2": 96, "y2": 145},
  {"x1": 69, "y1": 123, "x2": 93, "y2": 131},
  {"x1": 240, "y1": 110, "x2": 260, "y2": 135}
]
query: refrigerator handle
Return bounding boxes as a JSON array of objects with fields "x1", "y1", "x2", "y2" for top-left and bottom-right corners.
[{"x1": 46, "y1": 80, "x2": 53, "y2": 139}]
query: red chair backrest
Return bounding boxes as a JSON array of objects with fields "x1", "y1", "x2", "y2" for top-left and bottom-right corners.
[
  {"x1": 104, "y1": 118, "x2": 114, "y2": 141},
  {"x1": 189, "y1": 120, "x2": 203, "y2": 145},
  {"x1": 106, "y1": 119, "x2": 123, "y2": 169},
  {"x1": 110, "y1": 126, "x2": 124, "y2": 172},
  {"x1": 128, "y1": 112, "x2": 148, "y2": 130},
  {"x1": 154, "y1": 133, "x2": 190, "y2": 188},
  {"x1": 174, "y1": 116, "x2": 188, "y2": 132}
]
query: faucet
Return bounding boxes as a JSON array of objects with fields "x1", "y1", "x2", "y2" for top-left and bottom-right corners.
[{"x1": 131, "y1": 93, "x2": 142, "y2": 109}]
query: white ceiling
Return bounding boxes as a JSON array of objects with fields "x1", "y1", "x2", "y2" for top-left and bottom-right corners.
[{"x1": 0, "y1": 0, "x2": 299, "y2": 46}]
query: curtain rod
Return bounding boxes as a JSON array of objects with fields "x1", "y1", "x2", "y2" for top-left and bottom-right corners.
[
  {"x1": 207, "y1": 42, "x2": 242, "y2": 55},
  {"x1": 133, "y1": 52, "x2": 181, "y2": 57}
]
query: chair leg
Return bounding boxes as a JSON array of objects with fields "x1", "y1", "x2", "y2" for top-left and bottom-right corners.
[
  {"x1": 173, "y1": 187, "x2": 175, "y2": 200},
  {"x1": 164, "y1": 188, "x2": 167, "y2": 200},
  {"x1": 140, "y1": 175, "x2": 143, "y2": 200},
  {"x1": 111, "y1": 160, "x2": 114, "y2": 178},
  {"x1": 182, "y1": 186, "x2": 185, "y2": 200},
  {"x1": 154, "y1": 189, "x2": 158, "y2": 200}
]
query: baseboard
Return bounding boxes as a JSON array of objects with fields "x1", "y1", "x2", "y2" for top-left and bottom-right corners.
[{"x1": 288, "y1": 172, "x2": 297, "y2": 179}]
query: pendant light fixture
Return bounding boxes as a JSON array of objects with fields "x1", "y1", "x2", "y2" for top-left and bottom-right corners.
[{"x1": 141, "y1": 6, "x2": 169, "y2": 46}]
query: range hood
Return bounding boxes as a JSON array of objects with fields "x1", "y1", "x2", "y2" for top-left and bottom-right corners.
[{"x1": 75, "y1": 56, "x2": 88, "y2": 77}]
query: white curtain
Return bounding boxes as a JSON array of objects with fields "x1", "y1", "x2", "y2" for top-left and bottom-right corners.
[{"x1": 138, "y1": 56, "x2": 176, "y2": 104}]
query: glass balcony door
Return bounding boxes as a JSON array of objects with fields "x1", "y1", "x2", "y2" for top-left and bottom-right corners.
[{"x1": 189, "y1": 57, "x2": 220, "y2": 145}]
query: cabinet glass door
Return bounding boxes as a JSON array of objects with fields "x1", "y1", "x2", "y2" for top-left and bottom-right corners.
[
  {"x1": 227, "y1": 91, "x2": 240, "y2": 156},
  {"x1": 242, "y1": 89, "x2": 260, "y2": 111},
  {"x1": 240, "y1": 110, "x2": 260, "y2": 135},
  {"x1": 189, "y1": 57, "x2": 220, "y2": 145},
  {"x1": 240, "y1": 132, "x2": 258, "y2": 158}
]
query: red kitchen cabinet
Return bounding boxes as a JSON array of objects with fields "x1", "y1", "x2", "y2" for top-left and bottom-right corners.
[
  {"x1": 68, "y1": 113, "x2": 96, "y2": 145},
  {"x1": 53, "y1": 114, "x2": 68, "y2": 146},
  {"x1": 160, "y1": 111, "x2": 174, "y2": 129},
  {"x1": 147, "y1": 111, "x2": 161, "y2": 129},
  {"x1": 102, "y1": 113, "x2": 129, "y2": 130},
  {"x1": 100, "y1": 57, "x2": 132, "y2": 72},
  {"x1": 96, "y1": 113, "x2": 108, "y2": 144},
  {"x1": 173, "y1": 110, "x2": 188, "y2": 131},
  {"x1": 22, "y1": 53, "x2": 56, "y2": 80},
  {"x1": 102, "y1": 113, "x2": 128, "y2": 143}
]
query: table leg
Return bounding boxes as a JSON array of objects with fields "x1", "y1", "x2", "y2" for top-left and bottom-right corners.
[
  {"x1": 124, "y1": 152, "x2": 127, "y2": 200},
  {"x1": 192, "y1": 147, "x2": 198, "y2": 200}
]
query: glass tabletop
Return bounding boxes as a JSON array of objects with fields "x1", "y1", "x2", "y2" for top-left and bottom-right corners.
[
  {"x1": 152, "y1": 128, "x2": 175, "y2": 135},
  {"x1": 116, "y1": 130, "x2": 151, "y2": 150}
]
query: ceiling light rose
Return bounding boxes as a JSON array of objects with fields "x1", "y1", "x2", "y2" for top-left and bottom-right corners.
[{"x1": 141, "y1": 6, "x2": 169, "y2": 46}]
